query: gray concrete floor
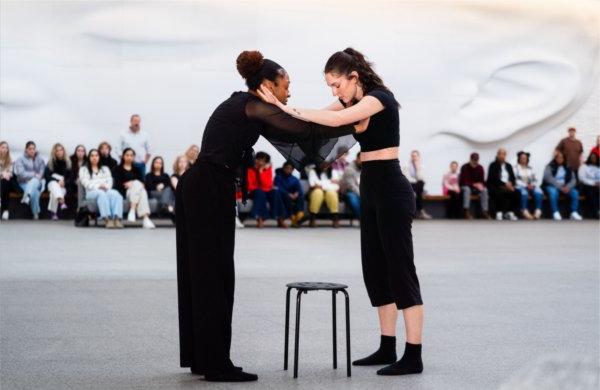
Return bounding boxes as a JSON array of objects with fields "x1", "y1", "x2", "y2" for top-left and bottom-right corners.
[{"x1": 1, "y1": 220, "x2": 598, "y2": 390}]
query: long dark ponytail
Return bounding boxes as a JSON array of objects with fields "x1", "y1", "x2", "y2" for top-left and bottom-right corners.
[{"x1": 324, "y1": 48, "x2": 389, "y2": 94}]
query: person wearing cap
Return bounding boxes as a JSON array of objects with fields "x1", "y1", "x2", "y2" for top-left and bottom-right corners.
[
  {"x1": 555, "y1": 127, "x2": 584, "y2": 175},
  {"x1": 487, "y1": 148, "x2": 518, "y2": 221},
  {"x1": 514, "y1": 151, "x2": 543, "y2": 219},
  {"x1": 459, "y1": 152, "x2": 490, "y2": 219}
]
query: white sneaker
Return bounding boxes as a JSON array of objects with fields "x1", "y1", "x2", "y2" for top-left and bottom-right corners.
[
  {"x1": 127, "y1": 209, "x2": 136, "y2": 223},
  {"x1": 142, "y1": 216, "x2": 155, "y2": 229},
  {"x1": 33, "y1": 213, "x2": 39, "y2": 220},
  {"x1": 235, "y1": 217, "x2": 245, "y2": 229},
  {"x1": 21, "y1": 194, "x2": 30, "y2": 204},
  {"x1": 570, "y1": 211, "x2": 583, "y2": 221},
  {"x1": 533, "y1": 209, "x2": 542, "y2": 219},
  {"x1": 505, "y1": 212, "x2": 518, "y2": 221},
  {"x1": 1, "y1": 210, "x2": 8, "y2": 220},
  {"x1": 495, "y1": 212, "x2": 503, "y2": 221},
  {"x1": 552, "y1": 211, "x2": 562, "y2": 221}
]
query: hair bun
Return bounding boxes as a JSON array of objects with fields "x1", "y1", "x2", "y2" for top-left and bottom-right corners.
[{"x1": 236, "y1": 50, "x2": 264, "y2": 79}]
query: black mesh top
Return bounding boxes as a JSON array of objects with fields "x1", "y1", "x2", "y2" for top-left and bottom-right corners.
[
  {"x1": 198, "y1": 92, "x2": 357, "y2": 171},
  {"x1": 352, "y1": 88, "x2": 400, "y2": 152}
]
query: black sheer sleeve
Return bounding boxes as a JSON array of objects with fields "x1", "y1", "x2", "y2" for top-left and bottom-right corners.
[{"x1": 245, "y1": 98, "x2": 357, "y2": 169}]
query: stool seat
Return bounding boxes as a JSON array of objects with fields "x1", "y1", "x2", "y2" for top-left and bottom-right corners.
[{"x1": 286, "y1": 282, "x2": 348, "y2": 291}]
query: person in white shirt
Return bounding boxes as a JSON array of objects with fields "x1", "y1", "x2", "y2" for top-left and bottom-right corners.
[
  {"x1": 514, "y1": 151, "x2": 543, "y2": 219},
  {"x1": 306, "y1": 163, "x2": 340, "y2": 228},
  {"x1": 578, "y1": 152, "x2": 599, "y2": 218},
  {"x1": 79, "y1": 149, "x2": 124, "y2": 228},
  {"x1": 403, "y1": 150, "x2": 432, "y2": 219},
  {"x1": 119, "y1": 114, "x2": 151, "y2": 176}
]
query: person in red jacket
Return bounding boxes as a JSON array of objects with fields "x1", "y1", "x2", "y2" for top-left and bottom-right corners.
[
  {"x1": 247, "y1": 151, "x2": 286, "y2": 228},
  {"x1": 591, "y1": 135, "x2": 600, "y2": 158}
]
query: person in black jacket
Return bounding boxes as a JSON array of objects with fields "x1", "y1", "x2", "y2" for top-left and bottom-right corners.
[
  {"x1": 145, "y1": 156, "x2": 175, "y2": 218},
  {"x1": 487, "y1": 148, "x2": 518, "y2": 220},
  {"x1": 99, "y1": 141, "x2": 118, "y2": 171},
  {"x1": 44, "y1": 143, "x2": 73, "y2": 220},
  {"x1": 113, "y1": 148, "x2": 155, "y2": 228}
]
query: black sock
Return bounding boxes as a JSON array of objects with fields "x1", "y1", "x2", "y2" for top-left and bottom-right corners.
[
  {"x1": 352, "y1": 335, "x2": 397, "y2": 366},
  {"x1": 377, "y1": 342, "x2": 423, "y2": 375}
]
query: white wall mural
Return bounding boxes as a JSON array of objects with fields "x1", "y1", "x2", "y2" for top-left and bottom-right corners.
[{"x1": 1, "y1": 0, "x2": 598, "y2": 194}]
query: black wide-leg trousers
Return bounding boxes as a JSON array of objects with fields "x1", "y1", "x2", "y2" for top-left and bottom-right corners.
[
  {"x1": 360, "y1": 159, "x2": 423, "y2": 310},
  {"x1": 176, "y1": 161, "x2": 236, "y2": 374}
]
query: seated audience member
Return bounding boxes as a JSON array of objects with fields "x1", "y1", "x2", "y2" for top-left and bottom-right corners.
[
  {"x1": 339, "y1": 152, "x2": 362, "y2": 219},
  {"x1": 185, "y1": 144, "x2": 200, "y2": 166},
  {"x1": 70, "y1": 144, "x2": 87, "y2": 183},
  {"x1": 459, "y1": 152, "x2": 491, "y2": 219},
  {"x1": 591, "y1": 135, "x2": 600, "y2": 158},
  {"x1": 306, "y1": 163, "x2": 340, "y2": 228},
  {"x1": 487, "y1": 148, "x2": 518, "y2": 221},
  {"x1": 113, "y1": 148, "x2": 155, "y2": 228},
  {"x1": 405, "y1": 150, "x2": 432, "y2": 219},
  {"x1": 145, "y1": 156, "x2": 175, "y2": 218},
  {"x1": 247, "y1": 151, "x2": 286, "y2": 228},
  {"x1": 44, "y1": 143, "x2": 73, "y2": 220},
  {"x1": 14, "y1": 141, "x2": 45, "y2": 220},
  {"x1": 0, "y1": 141, "x2": 15, "y2": 220},
  {"x1": 514, "y1": 151, "x2": 543, "y2": 219},
  {"x1": 331, "y1": 152, "x2": 349, "y2": 182},
  {"x1": 542, "y1": 150, "x2": 582, "y2": 221},
  {"x1": 442, "y1": 161, "x2": 461, "y2": 219},
  {"x1": 578, "y1": 151, "x2": 600, "y2": 218},
  {"x1": 79, "y1": 149, "x2": 123, "y2": 228},
  {"x1": 171, "y1": 155, "x2": 190, "y2": 190},
  {"x1": 274, "y1": 161, "x2": 305, "y2": 227},
  {"x1": 98, "y1": 141, "x2": 118, "y2": 171}
]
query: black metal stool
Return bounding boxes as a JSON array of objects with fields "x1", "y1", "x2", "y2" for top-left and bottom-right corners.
[{"x1": 284, "y1": 282, "x2": 351, "y2": 378}]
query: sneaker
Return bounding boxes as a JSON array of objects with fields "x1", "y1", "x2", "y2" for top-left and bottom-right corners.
[
  {"x1": 418, "y1": 210, "x2": 433, "y2": 220},
  {"x1": 533, "y1": 209, "x2": 542, "y2": 219},
  {"x1": 1, "y1": 210, "x2": 8, "y2": 220},
  {"x1": 105, "y1": 218, "x2": 115, "y2": 229},
  {"x1": 522, "y1": 210, "x2": 533, "y2": 220},
  {"x1": 570, "y1": 211, "x2": 583, "y2": 221},
  {"x1": 552, "y1": 211, "x2": 562, "y2": 221},
  {"x1": 114, "y1": 218, "x2": 124, "y2": 229},
  {"x1": 142, "y1": 216, "x2": 155, "y2": 229},
  {"x1": 127, "y1": 209, "x2": 136, "y2": 223},
  {"x1": 33, "y1": 213, "x2": 39, "y2": 220},
  {"x1": 505, "y1": 211, "x2": 518, "y2": 221},
  {"x1": 495, "y1": 211, "x2": 503, "y2": 221},
  {"x1": 235, "y1": 217, "x2": 245, "y2": 229},
  {"x1": 51, "y1": 213, "x2": 59, "y2": 221},
  {"x1": 21, "y1": 194, "x2": 30, "y2": 205}
]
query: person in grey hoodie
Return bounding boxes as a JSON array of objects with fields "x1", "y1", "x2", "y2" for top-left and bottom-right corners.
[
  {"x1": 13, "y1": 141, "x2": 46, "y2": 219},
  {"x1": 542, "y1": 150, "x2": 582, "y2": 221}
]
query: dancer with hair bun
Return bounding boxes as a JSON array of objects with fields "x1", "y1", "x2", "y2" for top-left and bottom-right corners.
[
  {"x1": 175, "y1": 50, "x2": 367, "y2": 382},
  {"x1": 258, "y1": 47, "x2": 425, "y2": 377}
]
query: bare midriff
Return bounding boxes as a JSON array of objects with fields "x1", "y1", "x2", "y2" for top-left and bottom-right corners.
[{"x1": 360, "y1": 146, "x2": 399, "y2": 162}]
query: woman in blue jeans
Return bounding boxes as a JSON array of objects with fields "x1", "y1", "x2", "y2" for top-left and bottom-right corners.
[
  {"x1": 79, "y1": 149, "x2": 124, "y2": 228},
  {"x1": 542, "y1": 150, "x2": 582, "y2": 221},
  {"x1": 514, "y1": 151, "x2": 543, "y2": 219},
  {"x1": 13, "y1": 141, "x2": 46, "y2": 219}
]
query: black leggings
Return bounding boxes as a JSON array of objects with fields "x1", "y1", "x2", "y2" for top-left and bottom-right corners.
[
  {"x1": 1, "y1": 178, "x2": 11, "y2": 213},
  {"x1": 360, "y1": 159, "x2": 423, "y2": 310}
]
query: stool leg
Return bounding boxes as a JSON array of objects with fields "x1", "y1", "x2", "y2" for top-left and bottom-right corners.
[
  {"x1": 332, "y1": 291, "x2": 337, "y2": 369},
  {"x1": 284, "y1": 287, "x2": 292, "y2": 370},
  {"x1": 342, "y1": 289, "x2": 351, "y2": 377},
  {"x1": 293, "y1": 290, "x2": 303, "y2": 378}
]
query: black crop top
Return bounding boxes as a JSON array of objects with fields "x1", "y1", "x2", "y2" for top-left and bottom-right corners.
[
  {"x1": 352, "y1": 88, "x2": 400, "y2": 152},
  {"x1": 199, "y1": 92, "x2": 357, "y2": 170}
]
